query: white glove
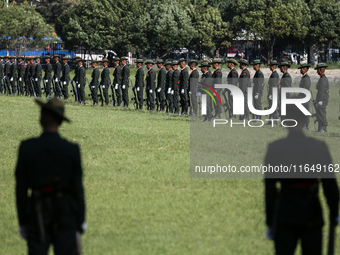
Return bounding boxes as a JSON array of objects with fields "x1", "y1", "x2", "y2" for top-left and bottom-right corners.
[
  {"x1": 167, "y1": 88, "x2": 171, "y2": 94},
  {"x1": 45, "y1": 80, "x2": 48, "y2": 83},
  {"x1": 137, "y1": 87, "x2": 140, "y2": 91},
  {"x1": 55, "y1": 78, "x2": 58, "y2": 82},
  {"x1": 268, "y1": 95, "x2": 272, "y2": 100},
  {"x1": 115, "y1": 84, "x2": 118, "y2": 90},
  {"x1": 181, "y1": 89, "x2": 184, "y2": 94},
  {"x1": 254, "y1": 94, "x2": 259, "y2": 99},
  {"x1": 318, "y1": 101, "x2": 323, "y2": 106},
  {"x1": 92, "y1": 86, "x2": 95, "y2": 89},
  {"x1": 81, "y1": 222, "x2": 87, "y2": 234},
  {"x1": 3, "y1": 76, "x2": 6, "y2": 79},
  {"x1": 19, "y1": 77, "x2": 22, "y2": 82},
  {"x1": 122, "y1": 85, "x2": 125, "y2": 89},
  {"x1": 149, "y1": 89, "x2": 153, "y2": 93},
  {"x1": 78, "y1": 84, "x2": 80, "y2": 88},
  {"x1": 189, "y1": 91, "x2": 192, "y2": 94},
  {"x1": 19, "y1": 226, "x2": 27, "y2": 239},
  {"x1": 35, "y1": 78, "x2": 38, "y2": 81},
  {"x1": 63, "y1": 81, "x2": 66, "y2": 85},
  {"x1": 10, "y1": 77, "x2": 13, "y2": 81},
  {"x1": 76, "y1": 81, "x2": 78, "y2": 84},
  {"x1": 171, "y1": 90, "x2": 174, "y2": 95},
  {"x1": 102, "y1": 85, "x2": 105, "y2": 89},
  {"x1": 157, "y1": 88, "x2": 161, "y2": 93}
]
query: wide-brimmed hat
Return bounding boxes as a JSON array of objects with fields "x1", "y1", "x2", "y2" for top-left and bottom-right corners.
[
  {"x1": 26, "y1": 57, "x2": 32, "y2": 61},
  {"x1": 199, "y1": 62, "x2": 211, "y2": 68},
  {"x1": 238, "y1": 59, "x2": 248, "y2": 65},
  {"x1": 101, "y1": 58, "x2": 109, "y2": 63},
  {"x1": 4, "y1": 56, "x2": 9, "y2": 59},
  {"x1": 156, "y1": 59, "x2": 164, "y2": 64},
  {"x1": 34, "y1": 56, "x2": 41, "y2": 60},
  {"x1": 35, "y1": 98, "x2": 70, "y2": 123},
  {"x1": 76, "y1": 58, "x2": 84, "y2": 63},
  {"x1": 212, "y1": 58, "x2": 222, "y2": 64},
  {"x1": 120, "y1": 57, "x2": 128, "y2": 61},
  {"x1": 226, "y1": 59, "x2": 238, "y2": 65},
  {"x1": 171, "y1": 60, "x2": 179, "y2": 65},
  {"x1": 53, "y1": 54, "x2": 60, "y2": 59},
  {"x1": 136, "y1": 59, "x2": 143, "y2": 64},
  {"x1": 252, "y1": 59, "x2": 262, "y2": 65},
  {"x1": 16, "y1": 56, "x2": 24, "y2": 60},
  {"x1": 269, "y1": 60, "x2": 279, "y2": 66},
  {"x1": 298, "y1": 63, "x2": 311, "y2": 69},
  {"x1": 73, "y1": 56, "x2": 80, "y2": 60},
  {"x1": 278, "y1": 62, "x2": 291, "y2": 68},
  {"x1": 61, "y1": 56, "x2": 70, "y2": 61},
  {"x1": 314, "y1": 63, "x2": 328, "y2": 70},
  {"x1": 113, "y1": 57, "x2": 120, "y2": 61},
  {"x1": 178, "y1": 58, "x2": 187, "y2": 63},
  {"x1": 9, "y1": 56, "x2": 16, "y2": 59},
  {"x1": 43, "y1": 55, "x2": 51, "y2": 59},
  {"x1": 188, "y1": 60, "x2": 198, "y2": 66},
  {"x1": 164, "y1": 61, "x2": 172, "y2": 66},
  {"x1": 91, "y1": 60, "x2": 98, "y2": 64},
  {"x1": 145, "y1": 60, "x2": 155, "y2": 65}
]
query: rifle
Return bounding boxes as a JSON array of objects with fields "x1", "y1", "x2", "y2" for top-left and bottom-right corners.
[
  {"x1": 187, "y1": 88, "x2": 192, "y2": 115},
  {"x1": 221, "y1": 90, "x2": 231, "y2": 118},
  {"x1": 70, "y1": 80, "x2": 78, "y2": 102},
  {"x1": 88, "y1": 83, "x2": 93, "y2": 102},
  {"x1": 98, "y1": 84, "x2": 104, "y2": 106},
  {"x1": 33, "y1": 190, "x2": 45, "y2": 243},
  {"x1": 131, "y1": 86, "x2": 138, "y2": 110},
  {"x1": 311, "y1": 90, "x2": 318, "y2": 131},
  {"x1": 155, "y1": 89, "x2": 159, "y2": 111},
  {"x1": 110, "y1": 85, "x2": 116, "y2": 106},
  {"x1": 3, "y1": 76, "x2": 10, "y2": 95},
  {"x1": 42, "y1": 79, "x2": 47, "y2": 95},
  {"x1": 29, "y1": 78, "x2": 36, "y2": 97}
]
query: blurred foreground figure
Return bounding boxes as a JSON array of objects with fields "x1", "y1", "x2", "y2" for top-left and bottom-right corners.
[
  {"x1": 15, "y1": 98, "x2": 86, "y2": 255},
  {"x1": 264, "y1": 105, "x2": 339, "y2": 255}
]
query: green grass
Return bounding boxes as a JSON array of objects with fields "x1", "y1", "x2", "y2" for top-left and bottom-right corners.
[{"x1": 0, "y1": 70, "x2": 339, "y2": 255}]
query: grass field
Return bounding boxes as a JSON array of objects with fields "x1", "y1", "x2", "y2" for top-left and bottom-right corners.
[{"x1": 0, "y1": 68, "x2": 339, "y2": 255}]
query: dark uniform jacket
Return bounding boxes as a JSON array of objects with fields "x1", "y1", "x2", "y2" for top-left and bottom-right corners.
[
  {"x1": 253, "y1": 69, "x2": 264, "y2": 95},
  {"x1": 17, "y1": 62, "x2": 25, "y2": 79},
  {"x1": 157, "y1": 67, "x2": 166, "y2": 90},
  {"x1": 61, "y1": 63, "x2": 70, "y2": 82},
  {"x1": 280, "y1": 72, "x2": 292, "y2": 88},
  {"x1": 73, "y1": 65, "x2": 79, "y2": 83},
  {"x1": 10, "y1": 62, "x2": 17, "y2": 80},
  {"x1": 90, "y1": 67, "x2": 100, "y2": 87},
  {"x1": 30, "y1": 63, "x2": 36, "y2": 79},
  {"x1": 101, "y1": 66, "x2": 110, "y2": 86},
  {"x1": 172, "y1": 69, "x2": 180, "y2": 91},
  {"x1": 212, "y1": 68, "x2": 222, "y2": 88},
  {"x1": 238, "y1": 67, "x2": 251, "y2": 90},
  {"x1": 189, "y1": 69, "x2": 199, "y2": 93},
  {"x1": 4, "y1": 61, "x2": 10, "y2": 77},
  {"x1": 268, "y1": 70, "x2": 279, "y2": 97},
  {"x1": 34, "y1": 63, "x2": 42, "y2": 79},
  {"x1": 44, "y1": 63, "x2": 53, "y2": 80},
  {"x1": 165, "y1": 69, "x2": 173, "y2": 90},
  {"x1": 179, "y1": 67, "x2": 189, "y2": 90},
  {"x1": 135, "y1": 67, "x2": 144, "y2": 88},
  {"x1": 201, "y1": 70, "x2": 213, "y2": 87},
  {"x1": 113, "y1": 65, "x2": 122, "y2": 86},
  {"x1": 121, "y1": 65, "x2": 130, "y2": 86},
  {"x1": 146, "y1": 68, "x2": 156, "y2": 90},
  {"x1": 78, "y1": 66, "x2": 86, "y2": 86},
  {"x1": 298, "y1": 74, "x2": 311, "y2": 98},
  {"x1": 24, "y1": 62, "x2": 30, "y2": 81},
  {"x1": 316, "y1": 74, "x2": 329, "y2": 104},
  {"x1": 227, "y1": 68, "x2": 238, "y2": 86},
  {"x1": 0, "y1": 62, "x2": 3, "y2": 78},
  {"x1": 264, "y1": 131, "x2": 339, "y2": 227},
  {"x1": 53, "y1": 62, "x2": 62, "y2": 80},
  {"x1": 15, "y1": 131, "x2": 85, "y2": 230}
]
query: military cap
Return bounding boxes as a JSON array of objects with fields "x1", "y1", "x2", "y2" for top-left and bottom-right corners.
[
  {"x1": 156, "y1": 59, "x2": 164, "y2": 64},
  {"x1": 43, "y1": 55, "x2": 51, "y2": 59},
  {"x1": 53, "y1": 54, "x2": 60, "y2": 59},
  {"x1": 16, "y1": 56, "x2": 24, "y2": 60},
  {"x1": 102, "y1": 58, "x2": 109, "y2": 63},
  {"x1": 61, "y1": 56, "x2": 70, "y2": 60},
  {"x1": 188, "y1": 60, "x2": 198, "y2": 66},
  {"x1": 226, "y1": 59, "x2": 238, "y2": 65},
  {"x1": 171, "y1": 60, "x2": 179, "y2": 65},
  {"x1": 252, "y1": 59, "x2": 262, "y2": 65},
  {"x1": 136, "y1": 59, "x2": 143, "y2": 64},
  {"x1": 35, "y1": 98, "x2": 70, "y2": 123},
  {"x1": 201, "y1": 59, "x2": 211, "y2": 64},
  {"x1": 120, "y1": 57, "x2": 128, "y2": 61},
  {"x1": 9, "y1": 56, "x2": 16, "y2": 59},
  {"x1": 76, "y1": 58, "x2": 84, "y2": 62},
  {"x1": 145, "y1": 60, "x2": 155, "y2": 65},
  {"x1": 212, "y1": 58, "x2": 222, "y2": 64},
  {"x1": 298, "y1": 63, "x2": 311, "y2": 69},
  {"x1": 26, "y1": 56, "x2": 32, "y2": 60},
  {"x1": 4, "y1": 56, "x2": 9, "y2": 59},
  {"x1": 269, "y1": 60, "x2": 279, "y2": 66},
  {"x1": 178, "y1": 58, "x2": 187, "y2": 63},
  {"x1": 199, "y1": 62, "x2": 211, "y2": 68},
  {"x1": 113, "y1": 57, "x2": 120, "y2": 61},
  {"x1": 91, "y1": 60, "x2": 98, "y2": 64},
  {"x1": 164, "y1": 61, "x2": 172, "y2": 66},
  {"x1": 314, "y1": 63, "x2": 328, "y2": 70},
  {"x1": 238, "y1": 59, "x2": 248, "y2": 65},
  {"x1": 73, "y1": 56, "x2": 80, "y2": 60},
  {"x1": 34, "y1": 56, "x2": 41, "y2": 59},
  {"x1": 278, "y1": 62, "x2": 291, "y2": 68}
]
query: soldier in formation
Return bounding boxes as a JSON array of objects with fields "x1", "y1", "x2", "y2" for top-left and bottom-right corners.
[
  {"x1": 90, "y1": 60, "x2": 100, "y2": 106},
  {"x1": 134, "y1": 59, "x2": 144, "y2": 110},
  {"x1": 252, "y1": 59, "x2": 264, "y2": 120},
  {"x1": 156, "y1": 59, "x2": 166, "y2": 111},
  {"x1": 314, "y1": 63, "x2": 329, "y2": 132}
]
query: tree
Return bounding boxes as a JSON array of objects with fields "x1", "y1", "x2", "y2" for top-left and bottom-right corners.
[
  {"x1": 36, "y1": 0, "x2": 72, "y2": 25},
  {"x1": 0, "y1": 2, "x2": 57, "y2": 56}
]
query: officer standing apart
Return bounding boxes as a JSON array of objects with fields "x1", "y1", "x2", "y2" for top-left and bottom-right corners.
[
  {"x1": 113, "y1": 57, "x2": 122, "y2": 107},
  {"x1": 298, "y1": 63, "x2": 311, "y2": 130},
  {"x1": 9, "y1": 56, "x2": 17, "y2": 96},
  {"x1": 17, "y1": 56, "x2": 25, "y2": 96},
  {"x1": 134, "y1": 59, "x2": 144, "y2": 110},
  {"x1": 77, "y1": 59, "x2": 86, "y2": 105},
  {"x1": 145, "y1": 60, "x2": 156, "y2": 111},
  {"x1": 238, "y1": 59, "x2": 251, "y2": 120},
  {"x1": 15, "y1": 98, "x2": 86, "y2": 255},
  {"x1": 252, "y1": 59, "x2": 264, "y2": 120},
  {"x1": 264, "y1": 104, "x2": 339, "y2": 255},
  {"x1": 156, "y1": 59, "x2": 166, "y2": 112},
  {"x1": 53, "y1": 55, "x2": 62, "y2": 99},
  {"x1": 226, "y1": 59, "x2": 238, "y2": 119},
  {"x1": 90, "y1": 60, "x2": 100, "y2": 106},
  {"x1": 212, "y1": 59, "x2": 223, "y2": 118},
  {"x1": 121, "y1": 57, "x2": 130, "y2": 108},
  {"x1": 267, "y1": 60, "x2": 280, "y2": 125},
  {"x1": 44, "y1": 56, "x2": 53, "y2": 98},
  {"x1": 101, "y1": 58, "x2": 111, "y2": 106},
  {"x1": 314, "y1": 63, "x2": 329, "y2": 132},
  {"x1": 165, "y1": 61, "x2": 173, "y2": 113},
  {"x1": 61, "y1": 57, "x2": 70, "y2": 100},
  {"x1": 200, "y1": 62, "x2": 213, "y2": 122},
  {"x1": 34, "y1": 56, "x2": 42, "y2": 98},
  {"x1": 179, "y1": 58, "x2": 189, "y2": 115},
  {"x1": 172, "y1": 60, "x2": 180, "y2": 114},
  {"x1": 188, "y1": 60, "x2": 199, "y2": 116}
]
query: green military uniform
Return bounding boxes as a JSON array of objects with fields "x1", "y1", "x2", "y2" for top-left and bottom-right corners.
[
  {"x1": 188, "y1": 60, "x2": 199, "y2": 115},
  {"x1": 135, "y1": 59, "x2": 144, "y2": 110},
  {"x1": 226, "y1": 59, "x2": 238, "y2": 118},
  {"x1": 145, "y1": 60, "x2": 156, "y2": 110},
  {"x1": 61, "y1": 58, "x2": 70, "y2": 100},
  {"x1": 0, "y1": 59, "x2": 3, "y2": 93},
  {"x1": 43, "y1": 56, "x2": 53, "y2": 98},
  {"x1": 121, "y1": 57, "x2": 130, "y2": 107},
  {"x1": 101, "y1": 63, "x2": 111, "y2": 106},
  {"x1": 279, "y1": 62, "x2": 292, "y2": 101},
  {"x1": 72, "y1": 57, "x2": 80, "y2": 102},
  {"x1": 252, "y1": 60, "x2": 264, "y2": 120},
  {"x1": 298, "y1": 64, "x2": 311, "y2": 129},
  {"x1": 156, "y1": 60, "x2": 166, "y2": 111},
  {"x1": 77, "y1": 61, "x2": 86, "y2": 104},
  {"x1": 3, "y1": 57, "x2": 11, "y2": 94},
  {"x1": 268, "y1": 61, "x2": 280, "y2": 121},
  {"x1": 34, "y1": 57, "x2": 42, "y2": 97},
  {"x1": 17, "y1": 58, "x2": 25, "y2": 96},
  {"x1": 53, "y1": 57, "x2": 62, "y2": 98},
  {"x1": 172, "y1": 62, "x2": 180, "y2": 114},
  {"x1": 179, "y1": 58, "x2": 189, "y2": 114},
  {"x1": 90, "y1": 61, "x2": 100, "y2": 105},
  {"x1": 200, "y1": 62, "x2": 213, "y2": 121},
  {"x1": 315, "y1": 63, "x2": 329, "y2": 132},
  {"x1": 212, "y1": 59, "x2": 223, "y2": 118},
  {"x1": 9, "y1": 56, "x2": 18, "y2": 95},
  {"x1": 238, "y1": 59, "x2": 251, "y2": 120},
  {"x1": 24, "y1": 58, "x2": 32, "y2": 96},
  {"x1": 165, "y1": 62, "x2": 173, "y2": 113},
  {"x1": 15, "y1": 99, "x2": 85, "y2": 255},
  {"x1": 113, "y1": 59, "x2": 122, "y2": 106}
]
